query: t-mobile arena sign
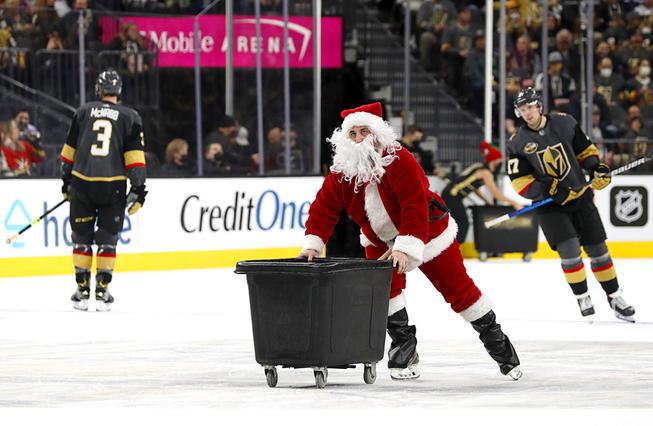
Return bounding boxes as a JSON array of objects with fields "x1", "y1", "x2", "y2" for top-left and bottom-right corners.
[{"x1": 100, "y1": 15, "x2": 342, "y2": 68}]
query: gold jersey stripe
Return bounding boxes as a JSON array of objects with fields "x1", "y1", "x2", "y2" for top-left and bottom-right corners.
[
  {"x1": 96, "y1": 256, "x2": 116, "y2": 270},
  {"x1": 576, "y1": 144, "x2": 599, "y2": 163},
  {"x1": 450, "y1": 173, "x2": 480, "y2": 196},
  {"x1": 124, "y1": 150, "x2": 146, "y2": 167},
  {"x1": 61, "y1": 144, "x2": 76, "y2": 162},
  {"x1": 511, "y1": 175, "x2": 535, "y2": 195},
  {"x1": 72, "y1": 170, "x2": 127, "y2": 182}
]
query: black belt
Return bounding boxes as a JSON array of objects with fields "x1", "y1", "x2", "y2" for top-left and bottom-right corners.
[{"x1": 429, "y1": 197, "x2": 450, "y2": 222}]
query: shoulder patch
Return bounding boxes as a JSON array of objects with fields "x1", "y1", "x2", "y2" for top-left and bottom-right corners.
[{"x1": 524, "y1": 142, "x2": 538, "y2": 154}]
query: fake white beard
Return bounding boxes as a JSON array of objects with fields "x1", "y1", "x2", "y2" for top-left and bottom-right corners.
[{"x1": 329, "y1": 134, "x2": 399, "y2": 190}]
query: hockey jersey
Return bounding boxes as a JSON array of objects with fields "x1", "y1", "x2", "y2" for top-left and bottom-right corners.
[{"x1": 507, "y1": 113, "x2": 600, "y2": 210}]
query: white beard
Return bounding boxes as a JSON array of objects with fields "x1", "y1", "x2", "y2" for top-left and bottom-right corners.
[{"x1": 329, "y1": 134, "x2": 398, "y2": 190}]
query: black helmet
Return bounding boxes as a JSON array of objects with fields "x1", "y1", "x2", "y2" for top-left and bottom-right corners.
[
  {"x1": 95, "y1": 69, "x2": 122, "y2": 98},
  {"x1": 513, "y1": 87, "x2": 542, "y2": 117}
]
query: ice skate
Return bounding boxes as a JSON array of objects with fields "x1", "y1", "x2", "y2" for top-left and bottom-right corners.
[
  {"x1": 95, "y1": 282, "x2": 114, "y2": 312},
  {"x1": 471, "y1": 310, "x2": 521, "y2": 379},
  {"x1": 506, "y1": 366, "x2": 523, "y2": 381},
  {"x1": 389, "y1": 352, "x2": 420, "y2": 380},
  {"x1": 71, "y1": 284, "x2": 90, "y2": 311},
  {"x1": 608, "y1": 289, "x2": 635, "y2": 323},
  {"x1": 576, "y1": 292, "x2": 595, "y2": 323}
]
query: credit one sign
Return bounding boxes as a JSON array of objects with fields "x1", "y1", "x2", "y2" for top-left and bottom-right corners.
[{"x1": 99, "y1": 15, "x2": 342, "y2": 68}]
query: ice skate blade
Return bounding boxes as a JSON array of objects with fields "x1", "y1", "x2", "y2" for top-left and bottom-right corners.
[
  {"x1": 390, "y1": 367, "x2": 420, "y2": 380},
  {"x1": 506, "y1": 366, "x2": 523, "y2": 381},
  {"x1": 72, "y1": 300, "x2": 88, "y2": 311},
  {"x1": 96, "y1": 301, "x2": 112, "y2": 312},
  {"x1": 615, "y1": 313, "x2": 635, "y2": 323},
  {"x1": 582, "y1": 314, "x2": 594, "y2": 324}
]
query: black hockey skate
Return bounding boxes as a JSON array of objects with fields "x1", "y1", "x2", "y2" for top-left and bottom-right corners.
[
  {"x1": 95, "y1": 281, "x2": 114, "y2": 312},
  {"x1": 471, "y1": 310, "x2": 522, "y2": 380},
  {"x1": 575, "y1": 292, "x2": 595, "y2": 323},
  {"x1": 71, "y1": 284, "x2": 90, "y2": 311},
  {"x1": 607, "y1": 289, "x2": 635, "y2": 323},
  {"x1": 387, "y1": 308, "x2": 420, "y2": 380}
]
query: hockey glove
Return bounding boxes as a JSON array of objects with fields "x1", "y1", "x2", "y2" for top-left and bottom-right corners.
[
  {"x1": 61, "y1": 176, "x2": 71, "y2": 201},
  {"x1": 548, "y1": 178, "x2": 589, "y2": 206},
  {"x1": 126, "y1": 185, "x2": 148, "y2": 215},
  {"x1": 589, "y1": 162, "x2": 611, "y2": 191}
]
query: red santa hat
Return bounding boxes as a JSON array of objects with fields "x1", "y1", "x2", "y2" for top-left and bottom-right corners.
[
  {"x1": 331, "y1": 102, "x2": 398, "y2": 147},
  {"x1": 480, "y1": 141, "x2": 502, "y2": 163}
]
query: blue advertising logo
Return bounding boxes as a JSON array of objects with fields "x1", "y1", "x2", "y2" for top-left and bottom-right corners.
[{"x1": 4, "y1": 199, "x2": 30, "y2": 248}]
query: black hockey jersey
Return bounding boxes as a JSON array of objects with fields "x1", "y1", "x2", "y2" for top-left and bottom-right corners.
[
  {"x1": 61, "y1": 101, "x2": 146, "y2": 185},
  {"x1": 445, "y1": 163, "x2": 487, "y2": 198},
  {"x1": 507, "y1": 113, "x2": 600, "y2": 208}
]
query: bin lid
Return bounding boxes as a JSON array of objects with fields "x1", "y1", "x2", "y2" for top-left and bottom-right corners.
[{"x1": 234, "y1": 257, "x2": 392, "y2": 275}]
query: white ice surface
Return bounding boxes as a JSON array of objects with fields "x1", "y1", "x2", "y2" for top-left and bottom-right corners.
[{"x1": 1, "y1": 259, "x2": 652, "y2": 423}]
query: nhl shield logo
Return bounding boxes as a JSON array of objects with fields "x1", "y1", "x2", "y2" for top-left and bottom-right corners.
[
  {"x1": 536, "y1": 143, "x2": 570, "y2": 180},
  {"x1": 610, "y1": 186, "x2": 648, "y2": 227}
]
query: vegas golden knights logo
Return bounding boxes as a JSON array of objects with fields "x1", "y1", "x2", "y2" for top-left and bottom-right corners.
[{"x1": 536, "y1": 143, "x2": 570, "y2": 180}]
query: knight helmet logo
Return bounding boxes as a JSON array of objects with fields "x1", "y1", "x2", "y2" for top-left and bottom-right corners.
[
  {"x1": 536, "y1": 143, "x2": 570, "y2": 180},
  {"x1": 610, "y1": 186, "x2": 648, "y2": 227}
]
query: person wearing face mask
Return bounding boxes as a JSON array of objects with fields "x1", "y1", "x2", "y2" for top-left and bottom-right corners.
[
  {"x1": 203, "y1": 141, "x2": 230, "y2": 176},
  {"x1": 158, "y1": 138, "x2": 195, "y2": 177},
  {"x1": 625, "y1": 59, "x2": 653, "y2": 107},
  {"x1": 595, "y1": 57, "x2": 625, "y2": 106},
  {"x1": 299, "y1": 102, "x2": 522, "y2": 381}
]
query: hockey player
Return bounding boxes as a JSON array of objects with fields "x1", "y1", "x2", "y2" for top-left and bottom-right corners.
[
  {"x1": 60, "y1": 69, "x2": 147, "y2": 312},
  {"x1": 441, "y1": 141, "x2": 523, "y2": 243},
  {"x1": 508, "y1": 87, "x2": 635, "y2": 322},
  {"x1": 299, "y1": 102, "x2": 521, "y2": 381}
]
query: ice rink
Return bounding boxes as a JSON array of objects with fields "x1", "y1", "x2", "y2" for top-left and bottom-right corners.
[{"x1": 1, "y1": 258, "x2": 652, "y2": 423}]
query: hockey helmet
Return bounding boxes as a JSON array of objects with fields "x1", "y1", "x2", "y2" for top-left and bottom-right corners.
[
  {"x1": 513, "y1": 87, "x2": 542, "y2": 118},
  {"x1": 95, "y1": 69, "x2": 122, "y2": 98}
]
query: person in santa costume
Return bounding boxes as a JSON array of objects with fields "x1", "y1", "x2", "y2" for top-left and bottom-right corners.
[{"x1": 299, "y1": 102, "x2": 522, "y2": 381}]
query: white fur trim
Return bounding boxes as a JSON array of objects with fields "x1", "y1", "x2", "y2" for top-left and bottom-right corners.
[
  {"x1": 388, "y1": 292, "x2": 406, "y2": 317},
  {"x1": 459, "y1": 293, "x2": 493, "y2": 322},
  {"x1": 301, "y1": 234, "x2": 324, "y2": 254},
  {"x1": 393, "y1": 235, "x2": 425, "y2": 272},
  {"x1": 422, "y1": 216, "x2": 459, "y2": 264},
  {"x1": 340, "y1": 112, "x2": 398, "y2": 147},
  {"x1": 364, "y1": 183, "x2": 399, "y2": 242},
  {"x1": 359, "y1": 233, "x2": 376, "y2": 248}
]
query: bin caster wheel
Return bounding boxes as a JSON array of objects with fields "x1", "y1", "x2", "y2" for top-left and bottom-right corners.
[
  {"x1": 265, "y1": 367, "x2": 278, "y2": 388},
  {"x1": 314, "y1": 370, "x2": 327, "y2": 389},
  {"x1": 479, "y1": 252, "x2": 488, "y2": 262},
  {"x1": 523, "y1": 252, "x2": 533, "y2": 262},
  {"x1": 363, "y1": 363, "x2": 376, "y2": 384}
]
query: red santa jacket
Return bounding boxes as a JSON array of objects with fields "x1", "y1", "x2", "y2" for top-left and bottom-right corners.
[{"x1": 303, "y1": 148, "x2": 458, "y2": 271}]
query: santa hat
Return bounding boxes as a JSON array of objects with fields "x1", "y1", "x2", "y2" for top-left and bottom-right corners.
[
  {"x1": 333, "y1": 102, "x2": 398, "y2": 147},
  {"x1": 480, "y1": 141, "x2": 502, "y2": 163}
]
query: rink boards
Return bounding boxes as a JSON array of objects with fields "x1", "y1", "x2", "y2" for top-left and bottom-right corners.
[{"x1": 0, "y1": 176, "x2": 651, "y2": 277}]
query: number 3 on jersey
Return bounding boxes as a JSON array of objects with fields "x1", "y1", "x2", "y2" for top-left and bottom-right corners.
[{"x1": 91, "y1": 119, "x2": 112, "y2": 157}]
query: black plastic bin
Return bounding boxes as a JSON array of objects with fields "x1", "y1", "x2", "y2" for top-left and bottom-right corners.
[
  {"x1": 235, "y1": 257, "x2": 393, "y2": 388},
  {"x1": 470, "y1": 205, "x2": 539, "y2": 261}
]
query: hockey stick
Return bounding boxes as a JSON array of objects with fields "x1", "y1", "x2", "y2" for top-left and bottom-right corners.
[
  {"x1": 484, "y1": 155, "x2": 653, "y2": 229},
  {"x1": 5, "y1": 198, "x2": 67, "y2": 244}
]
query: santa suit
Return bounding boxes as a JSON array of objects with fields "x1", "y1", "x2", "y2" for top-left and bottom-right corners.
[{"x1": 302, "y1": 147, "x2": 491, "y2": 322}]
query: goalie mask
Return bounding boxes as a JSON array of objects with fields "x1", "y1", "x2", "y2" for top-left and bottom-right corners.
[
  {"x1": 513, "y1": 87, "x2": 542, "y2": 118},
  {"x1": 95, "y1": 69, "x2": 122, "y2": 98}
]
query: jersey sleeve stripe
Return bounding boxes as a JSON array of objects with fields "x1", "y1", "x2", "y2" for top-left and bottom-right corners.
[
  {"x1": 511, "y1": 175, "x2": 535, "y2": 195},
  {"x1": 60, "y1": 144, "x2": 76, "y2": 163},
  {"x1": 124, "y1": 150, "x2": 146, "y2": 168},
  {"x1": 576, "y1": 144, "x2": 599, "y2": 164}
]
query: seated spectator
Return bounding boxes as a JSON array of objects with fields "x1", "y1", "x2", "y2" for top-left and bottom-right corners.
[
  {"x1": 553, "y1": 29, "x2": 580, "y2": 82},
  {"x1": 616, "y1": 32, "x2": 651, "y2": 80},
  {"x1": 534, "y1": 51, "x2": 576, "y2": 108},
  {"x1": 417, "y1": 0, "x2": 457, "y2": 73},
  {"x1": 399, "y1": 124, "x2": 433, "y2": 174},
  {"x1": 203, "y1": 141, "x2": 230, "y2": 176},
  {"x1": 205, "y1": 114, "x2": 237, "y2": 146},
  {"x1": 441, "y1": 6, "x2": 475, "y2": 97},
  {"x1": 264, "y1": 126, "x2": 306, "y2": 173},
  {"x1": 4, "y1": 0, "x2": 36, "y2": 48},
  {"x1": 596, "y1": 56, "x2": 625, "y2": 106},
  {"x1": 158, "y1": 138, "x2": 195, "y2": 177},
  {"x1": 107, "y1": 22, "x2": 149, "y2": 74},
  {"x1": 32, "y1": 0, "x2": 61, "y2": 49},
  {"x1": 506, "y1": 33, "x2": 541, "y2": 80},
  {"x1": 206, "y1": 115, "x2": 258, "y2": 174},
  {"x1": 462, "y1": 31, "x2": 485, "y2": 116},
  {"x1": 625, "y1": 59, "x2": 653, "y2": 107},
  {"x1": 0, "y1": 119, "x2": 45, "y2": 176},
  {"x1": 603, "y1": 15, "x2": 629, "y2": 49},
  {"x1": 59, "y1": 0, "x2": 102, "y2": 50}
]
